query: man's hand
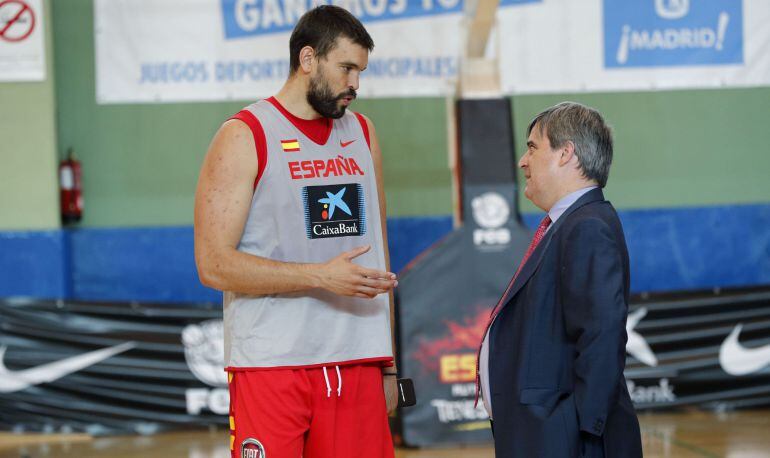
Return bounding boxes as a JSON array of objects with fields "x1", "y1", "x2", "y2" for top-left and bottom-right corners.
[
  {"x1": 317, "y1": 246, "x2": 397, "y2": 298},
  {"x1": 383, "y1": 374, "x2": 398, "y2": 414}
]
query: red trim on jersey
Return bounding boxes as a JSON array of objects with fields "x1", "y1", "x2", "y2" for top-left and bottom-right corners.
[
  {"x1": 266, "y1": 96, "x2": 333, "y2": 146},
  {"x1": 230, "y1": 110, "x2": 267, "y2": 191},
  {"x1": 353, "y1": 112, "x2": 371, "y2": 150},
  {"x1": 225, "y1": 356, "x2": 394, "y2": 372}
]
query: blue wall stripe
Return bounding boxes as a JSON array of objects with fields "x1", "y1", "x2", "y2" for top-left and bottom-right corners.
[
  {"x1": 68, "y1": 227, "x2": 221, "y2": 303},
  {"x1": 1, "y1": 204, "x2": 768, "y2": 303},
  {"x1": 0, "y1": 230, "x2": 68, "y2": 299},
  {"x1": 620, "y1": 204, "x2": 770, "y2": 292},
  {"x1": 522, "y1": 204, "x2": 770, "y2": 293},
  {"x1": 387, "y1": 215, "x2": 453, "y2": 275}
]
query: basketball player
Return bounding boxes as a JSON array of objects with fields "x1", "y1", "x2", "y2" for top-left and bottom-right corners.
[{"x1": 193, "y1": 6, "x2": 398, "y2": 458}]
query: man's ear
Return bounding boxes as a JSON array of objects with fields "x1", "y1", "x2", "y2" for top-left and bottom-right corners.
[
  {"x1": 299, "y1": 46, "x2": 315, "y2": 74},
  {"x1": 559, "y1": 141, "x2": 576, "y2": 167}
]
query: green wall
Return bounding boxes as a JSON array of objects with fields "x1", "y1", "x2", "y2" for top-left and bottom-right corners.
[
  {"x1": 53, "y1": 0, "x2": 452, "y2": 227},
  {"x1": 0, "y1": 0, "x2": 59, "y2": 230},
  {"x1": 511, "y1": 90, "x2": 770, "y2": 213},
  {"x1": 53, "y1": 0, "x2": 241, "y2": 227},
  {"x1": 52, "y1": 0, "x2": 770, "y2": 228}
]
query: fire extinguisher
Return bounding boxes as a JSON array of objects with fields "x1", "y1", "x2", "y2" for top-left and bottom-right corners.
[{"x1": 59, "y1": 148, "x2": 83, "y2": 224}]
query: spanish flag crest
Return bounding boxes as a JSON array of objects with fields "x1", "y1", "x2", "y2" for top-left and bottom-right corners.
[{"x1": 281, "y1": 139, "x2": 300, "y2": 152}]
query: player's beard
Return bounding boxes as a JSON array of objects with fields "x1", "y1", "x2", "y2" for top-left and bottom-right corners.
[{"x1": 307, "y1": 69, "x2": 356, "y2": 119}]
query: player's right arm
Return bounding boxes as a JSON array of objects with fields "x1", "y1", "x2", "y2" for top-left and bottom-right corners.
[{"x1": 194, "y1": 120, "x2": 397, "y2": 298}]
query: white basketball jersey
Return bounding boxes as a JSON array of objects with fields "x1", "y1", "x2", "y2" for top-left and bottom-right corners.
[{"x1": 223, "y1": 99, "x2": 393, "y2": 369}]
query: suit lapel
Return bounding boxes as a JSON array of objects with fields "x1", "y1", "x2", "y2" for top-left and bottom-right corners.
[{"x1": 498, "y1": 188, "x2": 606, "y2": 307}]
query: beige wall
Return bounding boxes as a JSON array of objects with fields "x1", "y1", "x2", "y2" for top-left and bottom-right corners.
[{"x1": 0, "y1": 0, "x2": 59, "y2": 230}]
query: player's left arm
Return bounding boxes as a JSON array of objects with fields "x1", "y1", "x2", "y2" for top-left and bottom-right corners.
[{"x1": 361, "y1": 114, "x2": 399, "y2": 414}]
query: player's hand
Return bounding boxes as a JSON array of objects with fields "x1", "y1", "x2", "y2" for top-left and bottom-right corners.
[
  {"x1": 318, "y1": 246, "x2": 397, "y2": 298},
  {"x1": 383, "y1": 374, "x2": 398, "y2": 414}
]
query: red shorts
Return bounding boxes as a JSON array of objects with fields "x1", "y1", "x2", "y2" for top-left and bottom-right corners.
[{"x1": 228, "y1": 364, "x2": 394, "y2": 458}]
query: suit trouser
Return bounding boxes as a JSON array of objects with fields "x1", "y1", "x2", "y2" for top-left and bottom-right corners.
[
  {"x1": 490, "y1": 421, "x2": 605, "y2": 458},
  {"x1": 581, "y1": 433, "x2": 605, "y2": 458}
]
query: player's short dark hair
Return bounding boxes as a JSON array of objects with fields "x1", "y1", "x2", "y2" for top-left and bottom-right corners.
[
  {"x1": 289, "y1": 5, "x2": 374, "y2": 74},
  {"x1": 527, "y1": 102, "x2": 614, "y2": 188}
]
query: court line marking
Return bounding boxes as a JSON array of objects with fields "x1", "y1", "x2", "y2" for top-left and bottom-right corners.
[{"x1": 643, "y1": 427, "x2": 720, "y2": 458}]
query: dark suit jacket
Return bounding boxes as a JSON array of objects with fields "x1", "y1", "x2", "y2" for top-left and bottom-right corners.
[{"x1": 488, "y1": 188, "x2": 642, "y2": 458}]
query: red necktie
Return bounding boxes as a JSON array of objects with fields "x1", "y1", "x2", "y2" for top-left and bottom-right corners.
[
  {"x1": 508, "y1": 215, "x2": 552, "y2": 291},
  {"x1": 474, "y1": 215, "x2": 552, "y2": 406}
]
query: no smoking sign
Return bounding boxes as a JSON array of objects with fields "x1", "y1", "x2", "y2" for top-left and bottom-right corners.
[{"x1": 0, "y1": 0, "x2": 35, "y2": 42}]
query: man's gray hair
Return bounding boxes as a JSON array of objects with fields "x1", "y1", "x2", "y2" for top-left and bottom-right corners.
[{"x1": 526, "y1": 102, "x2": 613, "y2": 188}]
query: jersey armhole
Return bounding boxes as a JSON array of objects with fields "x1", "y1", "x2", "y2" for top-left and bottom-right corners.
[
  {"x1": 353, "y1": 112, "x2": 371, "y2": 151},
  {"x1": 230, "y1": 110, "x2": 267, "y2": 191}
]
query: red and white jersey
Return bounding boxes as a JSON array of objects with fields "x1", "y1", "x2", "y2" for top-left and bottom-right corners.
[{"x1": 223, "y1": 98, "x2": 393, "y2": 370}]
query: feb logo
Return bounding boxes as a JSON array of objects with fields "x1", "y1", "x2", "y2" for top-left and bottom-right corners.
[
  {"x1": 471, "y1": 192, "x2": 511, "y2": 248},
  {"x1": 303, "y1": 183, "x2": 366, "y2": 239},
  {"x1": 182, "y1": 320, "x2": 229, "y2": 415},
  {"x1": 242, "y1": 438, "x2": 266, "y2": 458},
  {"x1": 182, "y1": 320, "x2": 227, "y2": 387}
]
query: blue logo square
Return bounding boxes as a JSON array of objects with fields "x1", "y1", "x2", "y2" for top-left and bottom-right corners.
[
  {"x1": 302, "y1": 183, "x2": 367, "y2": 239},
  {"x1": 604, "y1": 0, "x2": 743, "y2": 68}
]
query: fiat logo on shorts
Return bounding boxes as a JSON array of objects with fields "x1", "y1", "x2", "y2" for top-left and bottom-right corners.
[{"x1": 241, "y1": 438, "x2": 266, "y2": 458}]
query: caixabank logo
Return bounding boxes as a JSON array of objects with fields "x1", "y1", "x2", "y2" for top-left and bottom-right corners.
[
  {"x1": 303, "y1": 183, "x2": 366, "y2": 239},
  {"x1": 604, "y1": 0, "x2": 743, "y2": 68}
]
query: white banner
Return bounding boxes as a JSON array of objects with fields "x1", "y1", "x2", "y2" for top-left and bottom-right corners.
[
  {"x1": 94, "y1": 0, "x2": 770, "y2": 104},
  {"x1": 94, "y1": 0, "x2": 479, "y2": 103},
  {"x1": 0, "y1": 0, "x2": 46, "y2": 82},
  {"x1": 499, "y1": 0, "x2": 770, "y2": 94}
]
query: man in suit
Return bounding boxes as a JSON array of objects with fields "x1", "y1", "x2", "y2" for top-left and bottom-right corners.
[{"x1": 477, "y1": 102, "x2": 642, "y2": 457}]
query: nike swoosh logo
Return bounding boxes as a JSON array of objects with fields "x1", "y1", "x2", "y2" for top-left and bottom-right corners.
[
  {"x1": 719, "y1": 324, "x2": 770, "y2": 376},
  {"x1": 626, "y1": 307, "x2": 658, "y2": 367},
  {"x1": 340, "y1": 140, "x2": 355, "y2": 148},
  {"x1": 0, "y1": 342, "x2": 135, "y2": 393}
]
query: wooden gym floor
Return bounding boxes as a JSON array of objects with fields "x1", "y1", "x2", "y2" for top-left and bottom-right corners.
[{"x1": 1, "y1": 410, "x2": 768, "y2": 458}]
